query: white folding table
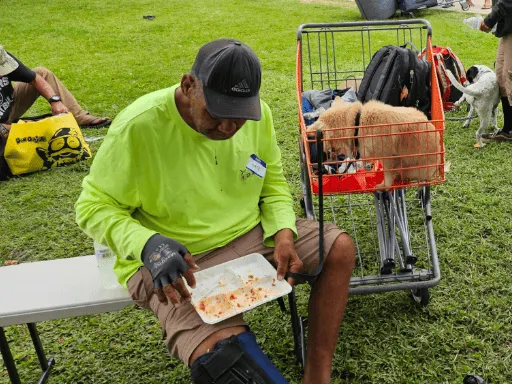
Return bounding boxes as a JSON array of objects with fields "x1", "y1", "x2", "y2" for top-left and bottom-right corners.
[
  {"x1": 0, "y1": 255, "x2": 133, "y2": 384},
  {"x1": 0, "y1": 255, "x2": 307, "y2": 383}
]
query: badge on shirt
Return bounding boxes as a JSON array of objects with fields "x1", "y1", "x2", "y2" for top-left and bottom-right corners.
[{"x1": 245, "y1": 154, "x2": 266, "y2": 178}]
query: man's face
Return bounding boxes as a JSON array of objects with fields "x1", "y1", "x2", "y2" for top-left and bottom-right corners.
[{"x1": 188, "y1": 82, "x2": 247, "y2": 141}]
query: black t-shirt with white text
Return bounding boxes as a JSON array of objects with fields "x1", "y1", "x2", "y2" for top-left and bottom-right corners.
[{"x1": 0, "y1": 52, "x2": 36, "y2": 123}]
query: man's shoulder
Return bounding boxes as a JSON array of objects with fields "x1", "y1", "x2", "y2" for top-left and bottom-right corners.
[
  {"x1": 108, "y1": 87, "x2": 176, "y2": 135},
  {"x1": 6, "y1": 51, "x2": 36, "y2": 83},
  {"x1": 260, "y1": 99, "x2": 271, "y2": 116},
  {"x1": 123, "y1": 87, "x2": 175, "y2": 120}
]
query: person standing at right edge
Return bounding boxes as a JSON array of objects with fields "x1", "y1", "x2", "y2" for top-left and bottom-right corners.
[{"x1": 480, "y1": 0, "x2": 512, "y2": 142}]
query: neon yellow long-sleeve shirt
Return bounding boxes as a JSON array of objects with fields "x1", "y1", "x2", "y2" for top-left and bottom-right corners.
[{"x1": 75, "y1": 85, "x2": 297, "y2": 287}]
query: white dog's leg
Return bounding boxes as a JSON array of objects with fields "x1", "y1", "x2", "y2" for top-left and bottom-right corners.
[
  {"x1": 454, "y1": 94, "x2": 466, "y2": 108},
  {"x1": 476, "y1": 109, "x2": 492, "y2": 148},
  {"x1": 463, "y1": 104, "x2": 474, "y2": 129}
]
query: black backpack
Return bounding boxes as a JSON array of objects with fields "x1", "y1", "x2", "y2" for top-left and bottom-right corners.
[{"x1": 357, "y1": 44, "x2": 432, "y2": 119}]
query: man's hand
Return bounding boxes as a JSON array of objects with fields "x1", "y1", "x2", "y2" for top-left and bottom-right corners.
[
  {"x1": 480, "y1": 21, "x2": 491, "y2": 33},
  {"x1": 51, "y1": 101, "x2": 69, "y2": 115},
  {"x1": 141, "y1": 234, "x2": 199, "y2": 305},
  {"x1": 273, "y1": 229, "x2": 303, "y2": 286}
]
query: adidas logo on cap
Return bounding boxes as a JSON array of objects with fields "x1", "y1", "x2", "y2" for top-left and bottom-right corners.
[{"x1": 231, "y1": 79, "x2": 250, "y2": 93}]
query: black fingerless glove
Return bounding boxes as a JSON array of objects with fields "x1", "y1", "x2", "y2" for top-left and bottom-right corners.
[{"x1": 141, "y1": 234, "x2": 190, "y2": 289}]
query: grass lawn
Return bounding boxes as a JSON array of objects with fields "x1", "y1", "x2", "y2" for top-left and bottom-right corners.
[{"x1": 1, "y1": 0, "x2": 511, "y2": 383}]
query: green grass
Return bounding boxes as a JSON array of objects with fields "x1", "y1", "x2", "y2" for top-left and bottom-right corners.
[{"x1": 1, "y1": 1, "x2": 511, "y2": 383}]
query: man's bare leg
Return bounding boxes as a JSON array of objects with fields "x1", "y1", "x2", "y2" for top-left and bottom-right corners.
[
  {"x1": 189, "y1": 326, "x2": 247, "y2": 365},
  {"x1": 303, "y1": 233, "x2": 356, "y2": 384}
]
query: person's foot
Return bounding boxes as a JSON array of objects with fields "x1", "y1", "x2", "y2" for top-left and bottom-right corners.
[
  {"x1": 481, "y1": 129, "x2": 512, "y2": 142},
  {"x1": 76, "y1": 113, "x2": 112, "y2": 128}
]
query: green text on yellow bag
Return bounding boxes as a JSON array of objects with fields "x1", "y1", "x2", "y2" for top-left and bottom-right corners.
[{"x1": 4, "y1": 113, "x2": 92, "y2": 175}]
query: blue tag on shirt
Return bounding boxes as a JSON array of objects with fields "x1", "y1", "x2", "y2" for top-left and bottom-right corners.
[{"x1": 245, "y1": 154, "x2": 267, "y2": 178}]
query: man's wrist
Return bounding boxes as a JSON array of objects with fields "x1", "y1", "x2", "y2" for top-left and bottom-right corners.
[
  {"x1": 273, "y1": 228, "x2": 294, "y2": 245},
  {"x1": 48, "y1": 95, "x2": 61, "y2": 104},
  {"x1": 141, "y1": 233, "x2": 164, "y2": 263}
]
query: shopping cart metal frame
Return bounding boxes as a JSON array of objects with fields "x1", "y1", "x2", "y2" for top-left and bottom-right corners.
[
  {"x1": 437, "y1": 0, "x2": 471, "y2": 12},
  {"x1": 284, "y1": 19, "x2": 445, "y2": 367}
]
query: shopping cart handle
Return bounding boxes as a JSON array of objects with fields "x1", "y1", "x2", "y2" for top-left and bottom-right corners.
[
  {"x1": 285, "y1": 271, "x2": 320, "y2": 284},
  {"x1": 285, "y1": 246, "x2": 325, "y2": 284}
]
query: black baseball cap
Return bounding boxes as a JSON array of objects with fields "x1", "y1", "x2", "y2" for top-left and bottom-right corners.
[{"x1": 191, "y1": 39, "x2": 262, "y2": 121}]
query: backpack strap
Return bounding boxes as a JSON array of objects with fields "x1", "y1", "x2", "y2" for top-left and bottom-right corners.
[
  {"x1": 433, "y1": 52, "x2": 450, "y2": 103},
  {"x1": 445, "y1": 46, "x2": 467, "y2": 84}
]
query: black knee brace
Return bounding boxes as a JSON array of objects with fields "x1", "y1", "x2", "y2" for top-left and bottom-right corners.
[{"x1": 190, "y1": 335, "x2": 275, "y2": 384}]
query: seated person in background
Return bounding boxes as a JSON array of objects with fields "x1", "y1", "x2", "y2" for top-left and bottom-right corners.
[
  {"x1": 0, "y1": 44, "x2": 111, "y2": 141},
  {"x1": 75, "y1": 38, "x2": 355, "y2": 384}
]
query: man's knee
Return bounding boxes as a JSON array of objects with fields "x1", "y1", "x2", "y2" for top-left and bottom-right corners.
[
  {"x1": 190, "y1": 331, "x2": 287, "y2": 384},
  {"x1": 189, "y1": 325, "x2": 247, "y2": 365},
  {"x1": 327, "y1": 232, "x2": 356, "y2": 272},
  {"x1": 32, "y1": 66, "x2": 51, "y2": 78}
]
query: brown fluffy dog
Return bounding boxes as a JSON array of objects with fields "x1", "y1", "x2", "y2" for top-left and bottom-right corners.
[{"x1": 307, "y1": 99, "x2": 442, "y2": 189}]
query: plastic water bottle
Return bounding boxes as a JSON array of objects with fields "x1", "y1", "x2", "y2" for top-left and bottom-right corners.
[
  {"x1": 463, "y1": 16, "x2": 483, "y2": 30},
  {"x1": 94, "y1": 241, "x2": 118, "y2": 289},
  {"x1": 463, "y1": 16, "x2": 497, "y2": 33}
]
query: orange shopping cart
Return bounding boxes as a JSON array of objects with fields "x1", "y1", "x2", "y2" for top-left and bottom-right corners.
[{"x1": 290, "y1": 19, "x2": 446, "y2": 364}]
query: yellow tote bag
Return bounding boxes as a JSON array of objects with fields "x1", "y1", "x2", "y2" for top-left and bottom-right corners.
[{"x1": 4, "y1": 113, "x2": 92, "y2": 175}]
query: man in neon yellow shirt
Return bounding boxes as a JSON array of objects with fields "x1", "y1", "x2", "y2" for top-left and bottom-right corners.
[{"x1": 75, "y1": 39, "x2": 355, "y2": 384}]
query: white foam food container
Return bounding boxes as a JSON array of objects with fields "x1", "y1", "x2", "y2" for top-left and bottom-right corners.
[{"x1": 189, "y1": 253, "x2": 292, "y2": 324}]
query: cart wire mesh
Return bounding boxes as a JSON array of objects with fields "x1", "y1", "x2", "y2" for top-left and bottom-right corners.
[{"x1": 297, "y1": 20, "x2": 446, "y2": 194}]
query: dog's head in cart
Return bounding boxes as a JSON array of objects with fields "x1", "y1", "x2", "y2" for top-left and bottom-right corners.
[{"x1": 307, "y1": 98, "x2": 442, "y2": 189}]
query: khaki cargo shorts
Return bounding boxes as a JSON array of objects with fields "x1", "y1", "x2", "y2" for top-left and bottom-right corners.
[
  {"x1": 496, "y1": 35, "x2": 512, "y2": 102},
  {"x1": 127, "y1": 218, "x2": 345, "y2": 365}
]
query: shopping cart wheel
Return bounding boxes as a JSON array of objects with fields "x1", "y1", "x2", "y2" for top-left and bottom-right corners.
[
  {"x1": 410, "y1": 287, "x2": 430, "y2": 307},
  {"x1": 380, "y1": 259, "x2": 396, "y2": 275},
  {"x1": 406, "y1": 254, "x2": 418, "y2": 265}
]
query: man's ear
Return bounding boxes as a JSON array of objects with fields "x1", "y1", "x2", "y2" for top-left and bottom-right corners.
[{"x1": 180, "y1": 74, "x2": 195, "y2": 97}]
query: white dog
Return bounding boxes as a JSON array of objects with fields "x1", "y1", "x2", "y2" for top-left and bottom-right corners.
[{"x1": 446, "y1": 65, "x2": 500, "y2": 148}]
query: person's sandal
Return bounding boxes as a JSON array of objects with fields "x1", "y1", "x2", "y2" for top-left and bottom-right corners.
[{"x1": 76, "y1": 114, "x2": 112, "y2": 129}]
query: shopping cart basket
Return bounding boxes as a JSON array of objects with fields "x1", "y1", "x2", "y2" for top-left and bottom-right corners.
[{"x1": 288, "y1": 19, "x2": 446, "y2": 365}]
